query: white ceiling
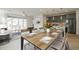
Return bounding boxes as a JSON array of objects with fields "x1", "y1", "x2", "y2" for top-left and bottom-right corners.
[{"x1": 0, "y1": 8, "x2": 79, "y2": 16}]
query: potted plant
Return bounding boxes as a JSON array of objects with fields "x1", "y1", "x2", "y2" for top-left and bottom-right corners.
[{"x1": 45, "y1": 21, "x2": 52, "y2": 36}]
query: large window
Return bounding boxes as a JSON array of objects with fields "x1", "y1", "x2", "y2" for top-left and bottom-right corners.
[
  {"x1": 18, "y1": 19, "x2": 23, "y2": 29},
  {"x1": 18, "y1": 18, "x2": 27, "y2": 29},
  {"x1": 6, "y1": 17, "x2": 27, "y2": 33},
  {"x1": 23, "y1": 19, "x2": 27, "y2": 29},
  {"x1": 7, "y1": 18, "x2": 13, "y2": 30}
]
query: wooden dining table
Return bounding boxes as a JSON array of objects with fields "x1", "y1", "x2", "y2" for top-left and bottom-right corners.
[{"x1": 21, "y1": 30, "x2": 62, "y2": 50}]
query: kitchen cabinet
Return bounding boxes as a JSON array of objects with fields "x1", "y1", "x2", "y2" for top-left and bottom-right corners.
[
  {"x1": 0, "y1": 34, "x2": 10, "y2": 43},
  {"x1": 0, "y1": 27, "x2": 10, "y2": 43},
  {"x1": 47, "y1": 15, "x2": 66, "y2": 23},
  {"x1": 66, "y1": 13, "x2": 76, "y2": 34},
  {"x1": 47, "y1": 13, "x2": 76, "y2": 34}
]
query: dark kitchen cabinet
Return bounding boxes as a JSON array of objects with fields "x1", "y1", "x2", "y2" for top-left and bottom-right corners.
[
  {"x1": 66, "y1": 13, "x2": 76, "y2": 34},
  {"x1": 47, "y1": 15, "x2": 66, "y2": 23},
  {"x1": 0, "y1": 34, "x2": 10, "y2": 43},
  {"x1": 47, "y1": 13, "x2": 76, "y2": 34}
]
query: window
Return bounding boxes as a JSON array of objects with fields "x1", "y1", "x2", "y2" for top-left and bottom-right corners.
[
  {"x1": 23, "y1": 19, "x2": 27, "y2": 29},
  {"x1": 12, "y1": 18, "x2": 19, "y2": 30},
  {"x1": 7, "y1": 18, "x2": 13, "y2": 30},
  {"x1": 6, "y1": 17, "x2": 27, "y2": 33},
  {"x1": 18, "y1": 19, "x2": 24, "y2": 29}
]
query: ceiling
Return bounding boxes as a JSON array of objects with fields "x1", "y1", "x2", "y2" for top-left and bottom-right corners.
[{"x1": 0, "y1": 8, "x2": 79, "y2": 16}]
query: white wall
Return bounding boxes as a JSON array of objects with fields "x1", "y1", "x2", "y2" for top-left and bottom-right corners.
[
  {"x1": 33, "y1": 15, "x2": 43, "y2": 29},
  {"x1": 76, "y1": 10, "x2": 79, "y2": 35}
]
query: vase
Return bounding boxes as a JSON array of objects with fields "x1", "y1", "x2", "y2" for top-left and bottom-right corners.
[{"x1": 46, "y1": 28, "x2": 50, "y2": 36}]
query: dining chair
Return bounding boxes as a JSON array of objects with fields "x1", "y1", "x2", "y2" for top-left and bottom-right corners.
[
  {"x1": 23, "y1": 40, "x2": 35, "y2": 50},
  {"x1": 64, "y1": 39, "x2": 70, "y2": 50},
  {"x1": 48, "y1": 37, "x2": 65, "y2": 50},
  {"x1": 21, "y1": 31, "x2": 35, "y2": 50}
]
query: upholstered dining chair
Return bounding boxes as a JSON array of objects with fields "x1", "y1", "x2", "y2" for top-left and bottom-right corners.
[{"x1": 48, "y1": 37, "x2": 65, "y2": 50}]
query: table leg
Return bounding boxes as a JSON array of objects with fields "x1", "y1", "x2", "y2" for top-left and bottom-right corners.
[
  {"x1": 21, "y1": 37, "x2": 24, "y2": 50},
  {"x1": 34, "y1": 46, "x2": 36, "y2": 50}
]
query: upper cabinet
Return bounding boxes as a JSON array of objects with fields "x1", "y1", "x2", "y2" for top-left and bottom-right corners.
[
  {"x1": 47, "y1": 13, "x2": 76, "y2": 23},
  {"x1": 66, "y1": 13, "x2": 76, "y2": 19},
  {"x1": 47, "y1": 15, "x2": 66, "y2": 23}
]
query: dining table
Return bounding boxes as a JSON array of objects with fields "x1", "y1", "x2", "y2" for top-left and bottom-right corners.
[{"x1": 21, "y1": 29, "x2": 63, "y2": 50}]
